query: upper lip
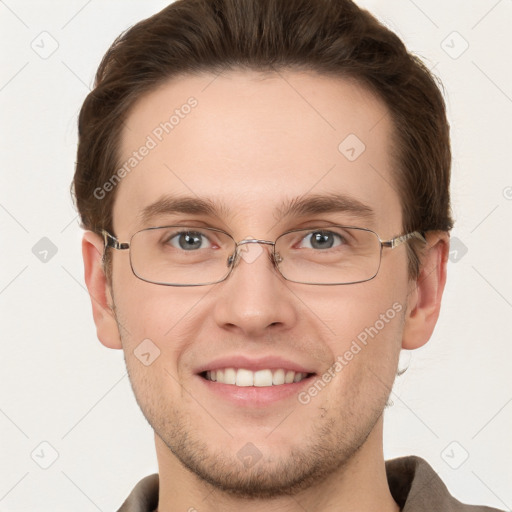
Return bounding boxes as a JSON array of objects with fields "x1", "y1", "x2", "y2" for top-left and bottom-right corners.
[{"x1": 195, "y1": 355, "x2": 317, "y2": 374}]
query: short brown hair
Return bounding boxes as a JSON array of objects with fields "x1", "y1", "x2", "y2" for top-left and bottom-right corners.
[{"x1": 72, "y1": 0, "x2": 453, "y2": 277}]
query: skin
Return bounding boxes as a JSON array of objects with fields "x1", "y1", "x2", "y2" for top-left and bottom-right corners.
[{"x1": 82, "y1": 70, "x2": 449, "y2": 512}]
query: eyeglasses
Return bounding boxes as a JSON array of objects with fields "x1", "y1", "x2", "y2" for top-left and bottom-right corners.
[{"x1": 101, "y1": 225, "x2": 426, "y2": 286}]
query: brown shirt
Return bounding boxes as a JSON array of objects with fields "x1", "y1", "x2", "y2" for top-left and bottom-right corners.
[{"x1": 117, "y1": 456, "x2": 504, "y2": 511}]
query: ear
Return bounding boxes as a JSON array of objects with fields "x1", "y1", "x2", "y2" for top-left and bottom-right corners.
[
  {"x1": 82, "y1": 231, "x2": 122, "y2": 349},
  {"x1": 402, "y1": 232, "x2": 449, "y2": 350}
]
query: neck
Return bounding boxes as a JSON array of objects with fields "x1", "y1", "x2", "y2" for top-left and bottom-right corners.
[{"x1": 154, "y1": 417, "x2": 399, "y2": 512}]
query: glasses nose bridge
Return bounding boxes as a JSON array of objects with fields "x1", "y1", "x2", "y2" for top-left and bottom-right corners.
[
  {"x1": 236, "y1": 238, "x2": 275, "y2": 250},
  {"x1": 228, "y1": 237, "x2": 278, "y2": 269}
]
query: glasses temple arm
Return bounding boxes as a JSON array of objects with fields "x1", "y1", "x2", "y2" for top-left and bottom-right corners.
[
  {"x1": 101, "y1": 230, "x2": 130, "y2": 250},
  {"x1": 382, "y1": 231, "x2": 427, "y2": 249}
]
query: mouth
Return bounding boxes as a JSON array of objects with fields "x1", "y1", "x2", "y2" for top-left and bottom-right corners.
[
  {"x1": 200, "y1": 368, "x2": 315, "y2": 387},
  {"x1": 194, "y1": 355, "x2": 318, "y2": 406}
]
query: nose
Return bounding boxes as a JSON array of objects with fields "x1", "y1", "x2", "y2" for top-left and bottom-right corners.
[{"x1": 212, "y1": 240, "x2": 299, "y2": 338}]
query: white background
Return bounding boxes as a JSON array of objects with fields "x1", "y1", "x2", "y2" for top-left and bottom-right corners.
[{"x1": 1, "y1": 1, "x2": 511, "y2": 510}]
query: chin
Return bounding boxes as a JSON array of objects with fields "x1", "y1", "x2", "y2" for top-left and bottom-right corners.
[{"x1": 154, "y1": 411, "x2": 370, "y2": 499}]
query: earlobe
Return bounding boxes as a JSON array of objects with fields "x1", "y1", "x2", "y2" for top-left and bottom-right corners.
[
  {"x1": 82, "y1": 231, "x2": 123, "y2": 350},
  {"x1": 401, "y1": 232, "x2": 449, "y2": 350}
]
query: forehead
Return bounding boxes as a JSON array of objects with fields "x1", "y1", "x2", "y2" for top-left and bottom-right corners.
[{"x1": 113, "y1": 70, "x2": 402, "y2": 237}]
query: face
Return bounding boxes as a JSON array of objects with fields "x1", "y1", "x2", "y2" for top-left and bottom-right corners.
[{"x1": 106, "y1": 70, "x2": 413, "y2": 497}]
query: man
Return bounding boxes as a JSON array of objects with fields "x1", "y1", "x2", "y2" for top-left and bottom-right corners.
[{"x1": 73, "y1": 0, "x2": 503, "y2": 510}]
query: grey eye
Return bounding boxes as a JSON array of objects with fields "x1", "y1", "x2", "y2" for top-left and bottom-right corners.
[
  {"x1": 300, "y1": 231, "x2": 343, "y2": 250},
  {"x1": 168, "y1": 231, "x2": 211, "y2": 251}
]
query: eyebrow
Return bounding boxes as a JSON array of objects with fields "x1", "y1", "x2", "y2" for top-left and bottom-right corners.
[
  {"x1": 275, "y1": 193, "x2": 374, "y2": 221},
  {"x1": 138, "y1": 192, "x2": 374, "y2": 226},
  {"x1": 139, "y1": 196, "x2": 232, "y2": 225}
]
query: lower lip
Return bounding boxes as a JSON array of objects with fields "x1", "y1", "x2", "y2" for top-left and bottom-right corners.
[{"x1": 197, "y1": 374, "x2": 315, "y2": 407}]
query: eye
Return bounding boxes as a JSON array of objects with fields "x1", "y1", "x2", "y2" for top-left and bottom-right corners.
[
  {"x1": 166, "y1": 230, "x2": 213, "y2": 251},
  {"x1": 298, "y1": 230, "x2": 345, "y2": 250}
]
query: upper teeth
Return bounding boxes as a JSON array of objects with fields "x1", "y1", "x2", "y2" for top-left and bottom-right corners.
[{"x1": 205, "y1": 368, "x2": 309, "y2": 387}]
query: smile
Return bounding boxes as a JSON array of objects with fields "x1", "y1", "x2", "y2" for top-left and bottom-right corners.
[{"x1": 202, "y1": 368, "x2": 313, "y2": 387}]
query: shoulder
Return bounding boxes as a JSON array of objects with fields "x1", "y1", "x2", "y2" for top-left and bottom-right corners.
[
  {"x1": 386, "y1": 456, "x2": 505, "y2": 512},
  {"x1": 116, "y1": 473, "x2": 159, "y2": 512}
]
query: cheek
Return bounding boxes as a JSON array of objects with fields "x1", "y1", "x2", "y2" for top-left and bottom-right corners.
[
  {"x1": 111, "y1": 267, "x2": 215, "y2": 386},
  {"x1": 292, "y1": 269, "x2": 405, "y2": 341},
  {"x1": 114, "y1": 285, "x2": 192, "y2": 421},
  {"x1": 309, "y1": 309, "x2": 403, "y2": 422},
  {"x1": 297, "y1": 279, "x2": 405, "y2": 395},
  {"x1": 111, "y1": 258, "x2": 201, "y2": 340}
]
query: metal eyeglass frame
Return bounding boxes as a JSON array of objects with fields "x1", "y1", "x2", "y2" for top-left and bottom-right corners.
[{"x1": 100, "y1": 226, "x2": 427, "y2": 286}]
